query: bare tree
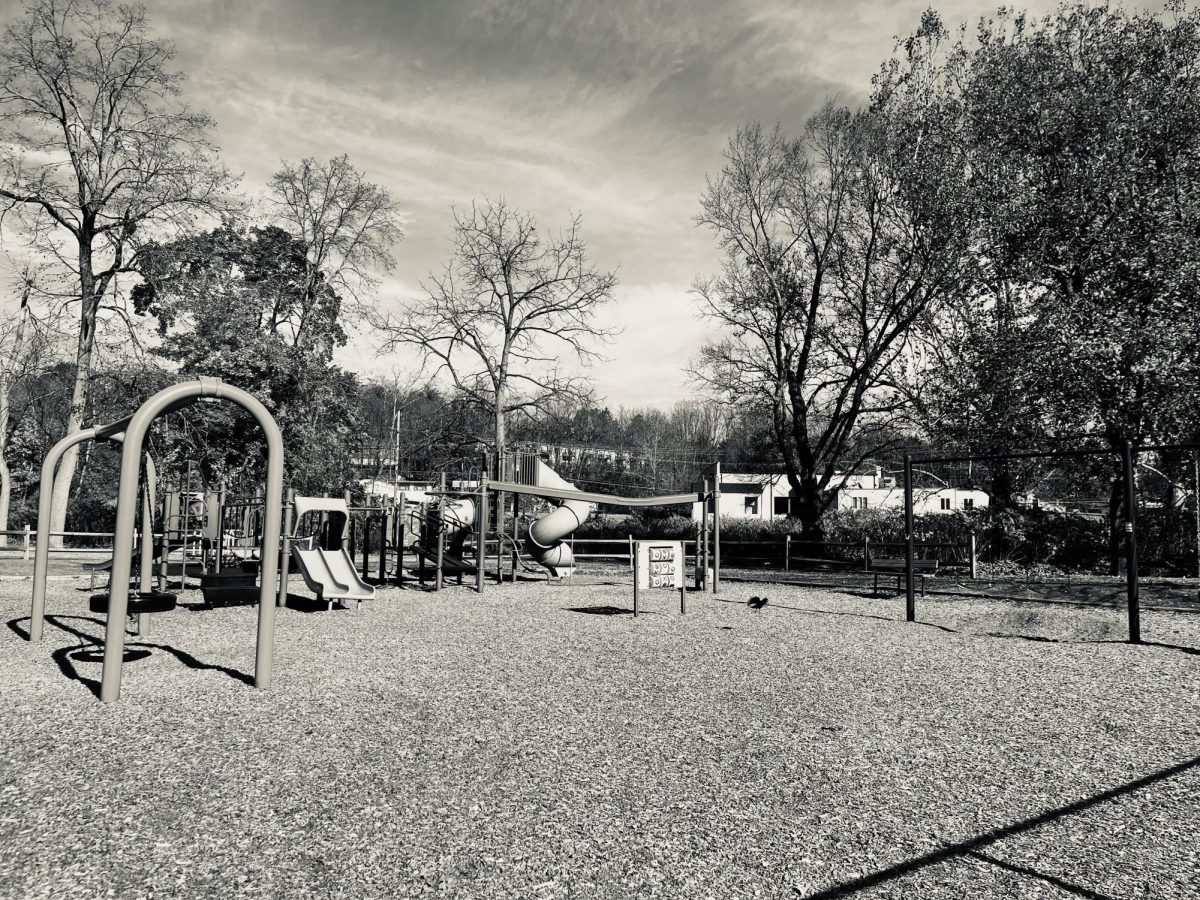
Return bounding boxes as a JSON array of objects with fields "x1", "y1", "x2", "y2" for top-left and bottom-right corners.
[
  {"x1": 0, "y1": 265, "x2": 54, "y2": 542},
  {"x1": 695, "y1": 90, "x2": 973, "y2": 536},
  {"x1": 269, "y1": 154, "x2": 402, "y2": 328},
  {"x1": 380, "y1": 199, "x2": 617, "y2": 459},
  {"x1": 0, "y1": 0, "x2": 231, "y2": 536}
]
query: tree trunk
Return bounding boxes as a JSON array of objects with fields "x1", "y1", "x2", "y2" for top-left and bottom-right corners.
[
  {"x1": 1107, "y1": 475, "x2": 1123, "y2": 577},
  {"x1": 795, "y1": 473, "x2": 824, "y2": 542},
  {"x1": 48, "y1": 243, "x2": 100, "y2": 548},
  {"x1": 1, "y1": 280, "x2": 32, "y2": 547}
]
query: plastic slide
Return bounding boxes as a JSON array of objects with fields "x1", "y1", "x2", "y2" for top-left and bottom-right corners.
[
  {"x1": 291, "y1": 541, "x2": 376, "y2": 607},
  {"x1": 289, "y1": 496, "x2": 376, "y2": 608},
  {"x1": 525, "y1": 460, "x2": 592, "y2": 578}
]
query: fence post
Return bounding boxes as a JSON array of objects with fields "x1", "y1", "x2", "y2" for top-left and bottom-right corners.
[
  {"x1": 968, "y1": 532, "x2": 977, "y2": 580},
  {"x1": 23, "y1": 524, "x2": 31, "y2": 560},
  {"x1": 863, "y1": 535, "x2": 869, "y2": 572},
  {"x1": 628, "y1": 534, "x2": 633, "y2": 572},
  {"x1": 784, "y1": 534, "x2": 790, "y2": 572}
]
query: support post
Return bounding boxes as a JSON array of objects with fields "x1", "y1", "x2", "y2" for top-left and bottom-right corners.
[
  {"x1": 1194, "y1": 452, "x2": 1199, "y2": 580},
  {"x1": 214, "y1": 482, "x2": 226, "y2": 575},
  {"x1": 784, "y1": 534, "x2": 790, "y2": 572},
  {"x1": 863, "y1": 536, "x2": 870, "y2": 572},
  {"x1": 1123, "y1": 441, "x2": 1141, "y2": 643},
  {"x1": 477, "y1": 476, "x2": 489, "y2": 593},
  {"x1": 904, "y1": 452, "x2": 915, "y2": 622},
  {"x1": 278, "y1": 488, "x2": 293, "y2": 609},
  {"x1": 700, "y1": 478, "x2": 710, "y2": 591},
  {"x1": 396, "y1": 494, "x2": 406, "y2": 588},
  {"x1": 435, "y1": 473, "x2": 446, "y2": 592},
  {"x1": 712, "y1": 462, "x2": 721, "y2": 594},
  {"x1": 968, "y1": 532, "x2": 978, "y2": 580},
  {"x1": 136, "y1": 474, "x2": 153, "y2": 637},
  {"x1": 362, "y1": 513, "x2": 372, "y2": 581}
]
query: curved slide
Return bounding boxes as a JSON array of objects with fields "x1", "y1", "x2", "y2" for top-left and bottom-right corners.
[{"x1": 524, "y1": 460, "x2": 592, "y2": 578}]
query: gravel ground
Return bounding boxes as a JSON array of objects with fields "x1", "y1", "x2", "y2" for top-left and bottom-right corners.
[{"x1": 1, "y1": 573, "x2": 1198, "y2": 899}]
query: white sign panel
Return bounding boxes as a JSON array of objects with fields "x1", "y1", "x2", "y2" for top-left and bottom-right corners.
[{"x1": 636, "y1": 540, "x2": 683, "y2": 590}]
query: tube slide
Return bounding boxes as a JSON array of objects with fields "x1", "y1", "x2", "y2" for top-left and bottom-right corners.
[{"x1": 525, "y1": 460, "x2": 592, "y2": 578}]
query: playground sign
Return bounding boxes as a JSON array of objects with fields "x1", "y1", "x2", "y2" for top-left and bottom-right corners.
[{"x1": 633, "y1": 540, "x2": 686, "y2": 616}]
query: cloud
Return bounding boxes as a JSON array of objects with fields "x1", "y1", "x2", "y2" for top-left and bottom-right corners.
[{"x1": 139, "y1": 0, "x2": 1064, "y2": 407}]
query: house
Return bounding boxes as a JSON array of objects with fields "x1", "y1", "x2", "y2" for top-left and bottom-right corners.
[{"x1": 691, "y1": 469, "x2": 989, "y2": 522}]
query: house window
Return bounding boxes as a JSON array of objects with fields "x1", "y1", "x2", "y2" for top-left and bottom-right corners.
[
  {"x1": 744, "y1": 497, "x2": 759, "y2": 515},
  {"x1": 963, "y1": 497, "x2": 974, "y2": 509},
  {"x1": 773, "y1": 496, "x2": 790, "y2": 515},
  {"x1": 852, "y1": 497, "x2": 868, "y2": 510},
  {"x1": 939, "y1": 498, "x2": 951, "y2": 510}
]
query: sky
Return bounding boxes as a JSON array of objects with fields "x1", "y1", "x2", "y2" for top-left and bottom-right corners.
[{"x1": 11, "y1": 0, "x2": 1062, "y2": 408}]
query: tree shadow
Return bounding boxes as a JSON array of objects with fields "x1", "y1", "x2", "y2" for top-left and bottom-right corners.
[
  {"x1": 11, "y1": 614, "x2": 255, "y2": 697},
  {"x1": 565, "y1": 605, "x2": 634, "y2": 616},
  {"x1": 711, "y1": 596, "x2": 959, "y2": 633},
  {"x1": 799, "y1": 752, "x2": 1200, "y2": 899},
  {"x1": 1086, "y1": 638, "x2": 1200, "y2": 657}
]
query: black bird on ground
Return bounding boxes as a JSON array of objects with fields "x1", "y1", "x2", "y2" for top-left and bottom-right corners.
[{"x1": 747, "y1": 596, "x2": 769, "y2": 610}]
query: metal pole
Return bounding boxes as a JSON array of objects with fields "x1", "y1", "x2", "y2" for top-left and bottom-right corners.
[
  {"x1": 712, "y1": 462, "x2": 721, "y2": 594},
  {"x1": 1194, "y1": 451, "x2": 1199, "y2": 580},
  {"x1": 278, "y1": 488, "x2": 293, "y2": 609},
  {"x1": 784, "y1": 534, "x2": 790, "y2": 572},
  {"x1": 214, "y1": 481, "x2": 226, "y2": 575},
  {"x1": 1123, "y1": 441, "x2": 1141, "y2": 643},
  {"x1": 969, "y1": 531, "x2": 977, "y2": 580},
  {"x1": 477, "y1": 476, "x2": 489, "y2": 593},
  {"x1": 362, "y1": 512, "x2": 372, "y2": 581},
  {"x1": 700, "y1": 477, "x2": 709, "y2": 591},
  {"x1": 396, "y1": 493, "x2": 406, "y2": 588},
  {"x1": 435, "y1": 472, "x2": 446, "y2": 592},
  {"x1": 180, "y1": 461, "x2": 192, "y2": 589},
  {"x1": 379, "y1": 506, "x2": 389, "y2": 584},
  {"x1": 904, "y1": 452, "x2": 916, "y2": 622},
  {"x1": 633, "y1": 541, "x2": 640, "y2": 617}
]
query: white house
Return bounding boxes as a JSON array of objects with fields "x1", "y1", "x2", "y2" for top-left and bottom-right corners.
[{"x1": 691, "y1": 469, "x2": 990, "y2": 522}]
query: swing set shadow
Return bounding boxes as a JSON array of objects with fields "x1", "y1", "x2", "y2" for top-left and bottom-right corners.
[{"x1": 7, "y1": 614, "x2": 254, "y2": 699}]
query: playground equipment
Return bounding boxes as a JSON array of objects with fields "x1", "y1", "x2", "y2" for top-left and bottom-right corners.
[
  {"x1": 31, "y1": 427, "x2": 165, "y2": 640},
  {"x1": 288, "y1": 496, "x2": 375, "y2": 609},
  {"x1": 524, "y1": 459, "x2": 592, "y2": 577},
  {"x1": 28, "y1": 377, "x2": 284, "y2": 703}
]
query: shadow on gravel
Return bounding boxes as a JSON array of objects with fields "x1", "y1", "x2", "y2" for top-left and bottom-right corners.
[
  {"x1": 711, "y1": 597, "x2": 959, "y2": 633},
  {"x1": 565, "y1": 605, "x2": 633, "y2": 616},
  {"x1": 799, "y1": 753, "x2": 1200, "y2": 899},
  {"x1": 8, "y1": 614, "x2": 255, "y2": 697}
]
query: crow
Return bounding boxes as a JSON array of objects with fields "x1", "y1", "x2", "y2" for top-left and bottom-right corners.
[{"x1": 747, "y1": 596, "x2": 769, "y2": 610}]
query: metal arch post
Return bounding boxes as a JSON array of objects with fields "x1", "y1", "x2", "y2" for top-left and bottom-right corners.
[
  {"x1": 30, "y1": 427, "x2": 99, "y2": 641},
  {"x1": 100, "y1": 378, "x2": 285, "y2": 703}
]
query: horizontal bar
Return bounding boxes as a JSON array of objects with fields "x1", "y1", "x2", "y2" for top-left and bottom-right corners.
[{"x1": 486, "y1": 479, "x2": 703, "y2": 507}]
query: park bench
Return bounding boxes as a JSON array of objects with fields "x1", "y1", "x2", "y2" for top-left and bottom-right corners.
[{"x1": 869, "y1": 557, "x2": 938, "y2": 596}]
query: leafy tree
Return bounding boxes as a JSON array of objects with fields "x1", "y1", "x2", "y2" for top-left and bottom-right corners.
[
  {"x1": 0, "y1": 0, "x2": 231, "y2": 537},
  {"x1": 134, "y1": 225, "x2": 361, "y2": 491},
  {"x1": 909, "y1": 2, "x2": 1200, "y2": 562}
]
